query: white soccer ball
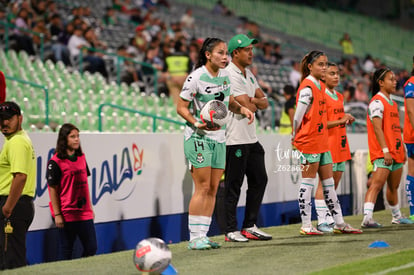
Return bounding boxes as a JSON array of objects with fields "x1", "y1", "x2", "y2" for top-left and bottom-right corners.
[
  {"x1": 200, "y1": 100, "x2": 229, "y2": 128},
  {"x1": 133, "y1": 237, "x2": 172, "y2": 274}
]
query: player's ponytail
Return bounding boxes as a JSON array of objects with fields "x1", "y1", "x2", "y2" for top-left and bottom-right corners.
[
  {"x1": 300, "y1": 50, "x2": 325, "y2": 82},
  {"x1": 372, "y1": 67, "x2": 391, "y2": 96},
  {"x1": 195, "y1": 37, "x2": 224, "y2": 69}
]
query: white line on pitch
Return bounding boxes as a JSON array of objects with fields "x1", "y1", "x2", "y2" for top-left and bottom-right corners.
[{"x1": 370, "y1": 261, "x2": 414, "y2": 275}]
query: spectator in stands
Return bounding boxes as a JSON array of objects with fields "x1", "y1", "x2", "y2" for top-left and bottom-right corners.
[
  {"x1": 342, "y1": 85, "x2": 356, "y2": 103},
  {"x1": 188, "y1": 41, "x2": 200, "y2": 70},
  {"x1": 236, "y1": 16, "x2": 249, "y2": 35},
  {"x1": 339, "y1": 32, "x2": 354, "y2": 56},
  {"x1": 11, "y1": 7, "x2": 36, "y2": 56},
  {"x1": 256, "y1": 42, "x2": 275, "y2": 64},
  {"x1": 31, "y1": 18, "x2": 51, "y2": 50},
  {"x1": 397, "y1": 69, "x2": 409, "y2": 92},
  {"x1": 19, "y1": 1, "x2": 35, "y2": 19},
  {"x1": 142, "y1": 0, "x2": 157, "y2": 11},
  {"x1": 67, "y1": 26, "x2": 108, "y2": 78},
  {"x1": 170, "y1": 20, "x2": 190, "y2": 40},
  {"x1": 164, "y1": 40, "x2": 191, "y2": 104},
  {"x1": 354, "y1": 81, "x2": 369, "y2": 103},
  {"x1": 46, "y1": 123, "x2": 97, "y2": 260},
  {"x1": 117, "y1": 45, "x2": 139, "y2": 85},
  {"x1": 71, "y1": 16, "x2": 89, "y2": 32},
  {"x1": 67, "y1": 26, "x2": 88, "y2": 59},
  {"x1": 133, "y1": 25, "x2": 148, "y2": 53},
  {"x1": 6, "y1": 2, "x2": 19, "y2": 24},
  {"x1": 66, "y1": 6, "x2": 82, "y2": 24},
  {"x1": 102, "y1": 6, "x2": 117, "y2": 26},
  {"x1": 250, "y1": 64, "x2": 272, "y2": 96},
  {"x1": 180, "y1": 8, "x2": 195, "y2": 30},
  {"x1": 45, "y1": 1, "x2": 60, "y2": 21},
  {"x1": 126, "y1": 37, "x2": 139, "y2": 57},
  {"x1": 129, "y1": 7, "x2": 143, "y2": 25},
  {"x1": 289, "y1": 60, "x2": 301, "y2": 90},
  {"x1": 246, "y1": 21, "x2": 262, "y2": 43},
  {"x1": 362, "y1": 67, "x2": 413, "y2": 227},
  {"x1": 272, "y1": 43, "x2": 283, "y2": 64},
  {"x1": 349, "y1": 56, "x2": 361, "y2": 76},
  {"x1": 80, "y1": 5, "x2": 97, "y2": 28},
  {"x1": 144, "y1": 46, "x2": 164, "y2": 72},
  {"x1": 32, "y1": 0, "x2": 48, "y2": 23},
  {"x1": 362, "y1": 54, "x2": 375, "y2": 73},
  {"x1": 83, "y1": 27, "x2": 109, "y2": 78},
  {"x1": 143, "y1": 46, "x2": 167, "y2": 92},
  {"x1": 147, "y1": 17, "x2": 163, "y2": 38},
  {"x1": 403, "y1": 56, "x2": 414, "y2": 220},
  {"x1": 83, "y1": 27, "x2": 107, "y2": 51},
  {"x1": 279, "y1": 84, "x2": 295, "y2": 134},
  {"x1": 212, "y1": 0, "x2": 233, "y2": 16},
  {"x1": 49, "y1": 13, "x2": 71, "y2": 65},
  {"x1": 58, "y1": 21, "x2": 74, "y2": 47},
  {"x1": 338, "y1": 63, "x2": 353, "y2": 90}
]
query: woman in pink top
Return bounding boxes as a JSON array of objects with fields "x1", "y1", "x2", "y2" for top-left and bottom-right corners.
[{"x1": 46, "y1": 123, "x2": 96, "y2": 260}]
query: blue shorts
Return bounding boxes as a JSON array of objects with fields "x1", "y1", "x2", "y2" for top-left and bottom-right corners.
[{"x1": 405, "y1": 143, "x2": 414, "y2": 158}]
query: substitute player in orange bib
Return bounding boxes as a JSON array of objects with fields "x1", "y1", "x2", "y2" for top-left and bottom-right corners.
[
  {"x1": 313, "y1": 62, "x2": 358, "y2": 233},
  {"x1": 292, "y1": 51, "x2": 361, "y2": 235},
  {"x1": 362, "y1": 67, "x2": 413, "y2": 227}
]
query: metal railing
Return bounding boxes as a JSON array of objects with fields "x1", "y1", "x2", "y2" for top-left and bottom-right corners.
[
  {"x1": 4, "y1": 74, "x2": 49, "y2": 125},
  {"x1": 0, "y1": 20, "x2": 45, "y2": 61},
  {"x1": 268, "y1": 98, "x2": 276, "y2": 129},
  {"x1": 98, "y1": 103, "x2": 185, "y2": 132},
  {"x1": 78, "y1": 47, "x2": 158, "y2": 93}
]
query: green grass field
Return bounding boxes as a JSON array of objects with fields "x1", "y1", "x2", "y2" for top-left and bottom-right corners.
[{"x1": 4, "y1": 209, "x2": 414, "y2": 275}]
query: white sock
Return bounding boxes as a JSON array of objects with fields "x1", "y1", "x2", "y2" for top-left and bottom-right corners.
[
  {"x1": 389, "y1": 204, "x2": 402, "y2": 219},
  {"x1": 322, "y1": 178, "x2": 344, "y2": 225},
  {"x1": 315, "y1": 199, "x2": 329, "y2": 225},
  {"x1": 189, "y1": 215, "x2": 211, "y2": 241},
  {"x1": 326, "y1": 212, "x2": 335, "y2": 225},
  {"x1": 298, "y1": 177, "x2": 316, "y2": 228},
  {"x1": 199, "y1": 216, "x2": 211, "y2": 237},
  {"x1": 363, "y1": 202, "x2": 375, "y2": 223}
]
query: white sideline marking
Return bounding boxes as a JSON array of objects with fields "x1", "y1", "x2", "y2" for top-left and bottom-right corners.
[{"x1": 370, "y1": 261, "x2": 414, "y2": 275}]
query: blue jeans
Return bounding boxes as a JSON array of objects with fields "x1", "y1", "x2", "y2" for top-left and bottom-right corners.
[{"x1": 58, "y1": 219, "x2": 97, "y2": 260}]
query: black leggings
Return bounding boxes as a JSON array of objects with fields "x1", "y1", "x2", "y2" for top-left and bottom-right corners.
[{"x1": 58, "y1": 219, "x2": 97, "y2": 260}]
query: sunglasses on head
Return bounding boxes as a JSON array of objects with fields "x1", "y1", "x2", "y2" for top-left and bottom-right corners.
[{"x1": 0, "y1": 105, "x2": 20, "y2": 117}]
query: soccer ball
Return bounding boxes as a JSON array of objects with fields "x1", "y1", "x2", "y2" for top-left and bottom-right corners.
[
  {"x1": 133, "y1": 237, "x2": 172, "y2": 274},
  {"x1": 200, "y1": 100, "x2": 229, "y2": 128}
]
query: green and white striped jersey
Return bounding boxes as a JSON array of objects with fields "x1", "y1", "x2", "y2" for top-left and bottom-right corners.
[{"x1": 180, "y1": 65, "x2": 231, "y2": 142}]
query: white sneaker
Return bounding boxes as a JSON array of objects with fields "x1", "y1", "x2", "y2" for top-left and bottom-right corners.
[
  {"x1": 300, "y1": 226, "x2": 324, "y2": 235},
  {"x1": 241, "y1": 225, "x2": 272, "y2": 240},
  {"x1": 225, "y1": 231, "x2": 249, "y2": 242}
]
